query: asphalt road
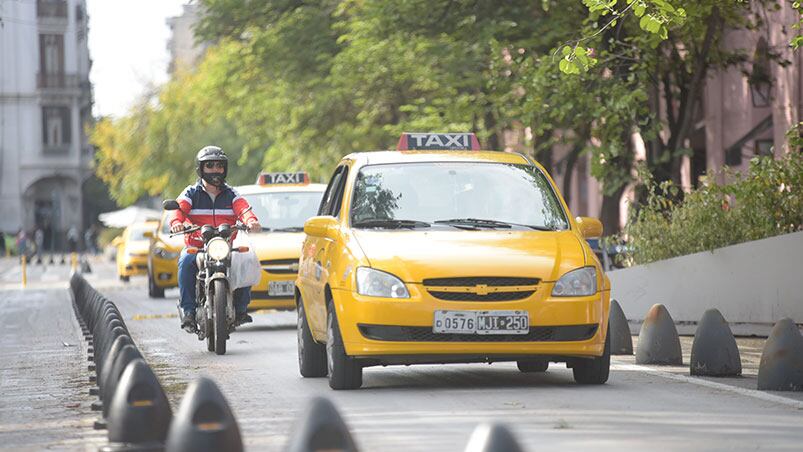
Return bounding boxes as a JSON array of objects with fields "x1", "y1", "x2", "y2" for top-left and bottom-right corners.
[{"x1": 95, "y1": 273, "x2": 803, "y2": 452}]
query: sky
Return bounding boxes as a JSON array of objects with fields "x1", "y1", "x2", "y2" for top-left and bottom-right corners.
[{"x1": 87, "y1": 0, "x2": 189, "y2": 118}]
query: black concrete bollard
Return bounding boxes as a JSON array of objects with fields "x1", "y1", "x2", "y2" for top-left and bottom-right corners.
[
  {"x1": 165, "y1": 377, "x2": 242, "y2": 452},
  {"x1": 99, "y1": 334, "x2": 134, "y2": 391},
  {"x1": 757, "y1": 318, "x2": 803, "y2": 391},
  {"x1": 96, "y1": 326, "x2": 128, "y2": 374},
  {"x1": 635, "y1": 304, "x2": 682, "y2": 365},
  {"x1": 100, "y1": 359, "x2": 172, "y2": 452},
  {"x1": 463, "y1": 423, "x2": 524, "y2": 452},
  {"x1": 609, "y1": 299, "x2": 633, "y2": 355},
  {"x1": 284, "y1": 397, "x2": 358, "y2": 452},
  {"x1": 690, "y1": 309, "x2": 741, "y2": 377},
  {"x1": 102, "y1": 345, "x2": 143, "y2": 417}
]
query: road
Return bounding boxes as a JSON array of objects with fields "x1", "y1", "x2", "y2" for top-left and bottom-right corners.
[{"x1": 93, "y1": 271, "x2": 803, "y2": 452}]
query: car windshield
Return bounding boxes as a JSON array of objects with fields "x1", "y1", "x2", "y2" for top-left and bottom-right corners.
[
  {"x1": 129, "y1": 227, "x2": 152, "y2": 241},
  {"x1": 160, "y1": 216, "x2": 171, "y2": 234},
  {"x1": 243, "y1": 191, "x2": 324, "y2": 231},
  {"x1": 350, "y1": 162, "x2": 569, "y2": 230}
]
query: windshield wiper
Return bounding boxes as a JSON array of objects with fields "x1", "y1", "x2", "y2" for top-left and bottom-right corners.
[
  {"x1": 273, "y1": 226, "x2": 304, "y2": 232},
  {"x1": 434, "y1": 218, "x2": 555, "y2": 231},
  {"x1": 352, "y1": 219, "x2": 431, "y2": 229}
]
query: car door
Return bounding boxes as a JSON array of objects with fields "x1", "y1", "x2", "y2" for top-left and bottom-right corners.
[{"x1": 304, "y1": 165, "x2": 349, "y2": 336}]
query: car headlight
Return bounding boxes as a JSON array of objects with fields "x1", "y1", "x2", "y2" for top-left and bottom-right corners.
[
  {"x1": 356, "y1": 267, "x2": 409, "y2": 298},
  {"x1": 206, "y1": 238, "x2": 230, "y2": 261},
  {"x1": 552, "y1": 266, "x2": 597, "y2": 297},
  {"x1": 154, "y1": 247, "x2": 179, "y2": 260}
]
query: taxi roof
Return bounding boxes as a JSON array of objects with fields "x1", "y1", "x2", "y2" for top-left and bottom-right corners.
[
  {"x1": 235, "y1": 183, "x2": 327, "y2": 195},
  {"x1": 340, "y1": 150, "x2": 533, "y2": 167}
]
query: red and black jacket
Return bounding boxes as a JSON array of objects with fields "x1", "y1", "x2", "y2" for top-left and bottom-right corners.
[{"x1": 170, "y1": 181, "x2": 258, "y2": 248}]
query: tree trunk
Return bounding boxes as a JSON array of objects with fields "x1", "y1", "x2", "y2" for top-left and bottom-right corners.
[
  {"x1": 600, "y1": 184, "x2": 627, "y2": 236},
  {"x1": 562, "y1": 144, "x2": 582, "y2": 207}
]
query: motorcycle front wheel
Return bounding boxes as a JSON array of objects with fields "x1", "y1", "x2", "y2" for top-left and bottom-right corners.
[{"x1": 213, "y1": 279, "x2": 228, "y2": 355}]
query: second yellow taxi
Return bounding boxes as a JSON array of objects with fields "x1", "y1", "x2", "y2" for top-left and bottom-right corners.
[
  {"x1": 114, "y1": 220, "x2": 158, "y2": 282},
  {"x1": 295, "y1": 133, "x2": 610, "y2": 389}
]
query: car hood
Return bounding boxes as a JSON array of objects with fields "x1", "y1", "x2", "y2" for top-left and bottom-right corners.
[
  {"x1": 156, "y1": 232, "x2": 184, "y2": 251},
  {"x1": 352, "y1": 229, "x2": 586, "y2": 283},
  {"x1": 247, "y1": 232, "x2": 306, "y2": 260},
  {"x1": 126, "y1": 240, "x2": 150, "y2": 255}
]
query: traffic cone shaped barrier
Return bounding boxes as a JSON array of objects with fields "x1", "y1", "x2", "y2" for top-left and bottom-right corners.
[
  {"x1": 102, "y1": 345, "x2": 143, "y2": 417},
  {"x1": 464, "y1": 423, "x2": 524, "y2": 452},
  {"x1": 609, "y1": 299, "x2": 633, "y2": 355},
  {"x1": 690, "y1": 309, "x2": 741, "y2": 376},
  {"x1": 99, "y1": 334, "x2": 134, "y2": 389},
  {"x1": 100, "y1": 359, "x2": 172, "y2": 452},
  {"x1": 284, "y1": 397, "x2": 358, "y2": 452},
  {"x1": 757, "y1": 318, "x2": 803, "y2": 391},
  {"x1": 165, "y1": 377, "x2": 243, "y2": 452},
  {"x1": 636, "y1": 304, "x2": 682, "y2": 365}
]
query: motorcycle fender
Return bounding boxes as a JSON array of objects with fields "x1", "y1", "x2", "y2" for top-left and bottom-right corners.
[{"x1": 208, "y1": 273, "x2": 234, "y2": 322}]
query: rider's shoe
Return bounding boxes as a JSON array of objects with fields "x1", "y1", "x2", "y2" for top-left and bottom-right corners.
[
  {"x1": 181, "y1": 311, "x2": 197, "y2": 333},
  {"x1": 234, "y1": 312, "x2": 253, "y2": 327}
]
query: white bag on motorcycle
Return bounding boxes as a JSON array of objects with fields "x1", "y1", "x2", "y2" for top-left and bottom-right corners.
[{"x1": 229, "y1": 232, "x2": 262, "y2": 289}]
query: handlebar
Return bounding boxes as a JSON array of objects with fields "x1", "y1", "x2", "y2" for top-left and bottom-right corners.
[{"x1": 169, "y1": 223, "x2": 249, "y2": 238}]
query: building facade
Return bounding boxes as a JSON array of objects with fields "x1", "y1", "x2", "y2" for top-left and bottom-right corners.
[
  {"x1": 0, "y1": 0, "x2": 93, "y2": 249},
  {"x1": 166, "y1": 3, "x2": 207, "y2": 75}
]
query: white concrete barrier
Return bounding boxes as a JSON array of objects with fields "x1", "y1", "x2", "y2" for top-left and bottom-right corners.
[{"x1": 609, "y1": 231, "x2": 803, "y2": 336}]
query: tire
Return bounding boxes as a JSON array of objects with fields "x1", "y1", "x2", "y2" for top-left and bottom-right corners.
[
  {"x1": 120, "y1": 275, "x2": 130, "y2": 283},
  {"x1": 148, "y1": 272, "x2": 165, "y2": 298},
  {"x1": 206, "y1": 315, "x2": 215, "y2": 352},
  {"x1": 572, "y1": 324, "x2": 610, "y2": 385},
  {"x1": 517, "y1": 359, "x2": 549, "y2": 373},
  {"x1": 298, "y1": 298, "x2": 327, "y2": 377},
  {"x1": 213, "y1": 279, "x2": 228, "y2": 355},
  {"x1": 326, "y1": 301, "x2": 362, "y2": 390}
]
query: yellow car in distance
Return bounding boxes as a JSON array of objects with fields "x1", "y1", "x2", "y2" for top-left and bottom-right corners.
[
  {"x1": 236, "y1": 172, "x2": 326, "y2": 311},
  {"x1": 145, "y1": 212, "x2": 183, "y2": 298},
  {"x1": 114, "y1": 221, "x2": 158, "y2": 282},
  {"x1": 295, "y1": 132, "x2": 610, "y2": 390}
]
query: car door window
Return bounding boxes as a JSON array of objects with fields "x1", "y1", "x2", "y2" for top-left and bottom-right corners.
[
  {"x1": 329, "y1": 167, "x2": 349, "y2": 218},
  {"x1": 317, "y1": 166, "x2": 344, "y2": 216}
]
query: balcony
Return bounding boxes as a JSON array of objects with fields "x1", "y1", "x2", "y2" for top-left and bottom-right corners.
[
  {"x1": 37, "y1": 0, "x2": 68, "y2": 18},
  {"x1": 37, "y1": 72, "x2": 79, "y2": 90}
]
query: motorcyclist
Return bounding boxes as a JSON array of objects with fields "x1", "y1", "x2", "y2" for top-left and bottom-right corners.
[{"x1": 170, "y1": 146, "x2": 262, "y2": 332}]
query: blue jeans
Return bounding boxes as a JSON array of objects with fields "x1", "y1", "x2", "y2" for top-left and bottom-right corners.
[{"x1": 178, "y1": 248, "x2": 251, "y2": 315}]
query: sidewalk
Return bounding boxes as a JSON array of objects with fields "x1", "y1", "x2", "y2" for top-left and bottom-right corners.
[{"x1": 0, "y1": 286, "x2": 105, "y2": 450}]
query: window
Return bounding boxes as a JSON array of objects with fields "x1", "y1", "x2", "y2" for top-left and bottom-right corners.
[
  {"x1": 318, "y1": 166, "x2": 348, "y2": 216},
  {"x1": 42, "y1": 107, "x2": 71, "y2": 148},
  {"x1": 755, "y1": 139, "x2": 773, "y2": 156},
  {"x1": 749, "y1": 38, "x2": 772, "y2": 108},
  {"x1": 39, "y1": 34, "x2": 65, "y2": 88}
]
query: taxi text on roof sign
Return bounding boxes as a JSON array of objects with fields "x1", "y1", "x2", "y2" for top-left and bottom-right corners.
[
  {"x1": 396, "y1": 133, "x2": 481, "y2": 151},
  {"x1": 256, "y1": 171, "x2": 310, "y2": 185}
]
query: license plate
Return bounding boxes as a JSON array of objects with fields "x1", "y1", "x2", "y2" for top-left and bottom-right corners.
[
  {"x1": 268, "y1": 280, "x2": 294, "y2": 296},
  {"x1": 433, "y1": 310, "x2": 529, "y2": 335}
]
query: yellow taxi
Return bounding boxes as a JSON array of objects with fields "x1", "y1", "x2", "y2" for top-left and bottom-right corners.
[
  {"x1": 235, "y1": 172, "x2": 326, "y2": 311},
  {"x1": 145, "y1": 212, "x2": 183, "y2": 297},
  {"x1": 114, "y1": 221, "x2": 158, "y2": 282},
  {"x1": 295, "y1": 133, "x2": 610, "y2": 389}
]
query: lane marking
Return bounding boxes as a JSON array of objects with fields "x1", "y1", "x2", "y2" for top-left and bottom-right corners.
[
  {"x1": 132, "y1": 313, "x2": 178, "y2": 320},
  {"x1": 613, "y1": 361, "x2": 803, "y2": 409}
]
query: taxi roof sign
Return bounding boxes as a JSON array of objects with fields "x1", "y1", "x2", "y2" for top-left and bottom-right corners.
[
  {"x1": 256, "y1": 171, "x2": 310, "y2": 185},
  {"x1": 396, "y1": 133, "x2": 481, "y2": 151}
]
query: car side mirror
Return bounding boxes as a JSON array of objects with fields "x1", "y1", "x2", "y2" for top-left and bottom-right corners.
[
  {"x1": 576, "y1": 216, "x2": 603, "y2": 239},
  {"x1": 143, "y1": 231, "x2": 154, "y2": 239},
  {"x1": 110, "y1": 236, "x2": 123, "y2": 247},
  {"x1": 162, "y1": 199, "x2": 180, "y2": 211},
  {"x1": 304, "y1": 216, "x2": 339, "y2": 239}
]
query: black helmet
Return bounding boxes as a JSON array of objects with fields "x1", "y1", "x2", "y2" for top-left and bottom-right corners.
[{"x1": 195, "y1": 145, "x2": 228, "y2": 186}]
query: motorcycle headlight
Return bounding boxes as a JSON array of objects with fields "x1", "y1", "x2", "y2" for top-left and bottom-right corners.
[
  {"x1": 356, "y1": 267, "x2": 409, "y2": 298},
  {"x1": 552, "y1": 266, "x2": 597, "y2": 297},
  {"x1": 207, "y1": 237, "x2": 230, "y2": 261}
]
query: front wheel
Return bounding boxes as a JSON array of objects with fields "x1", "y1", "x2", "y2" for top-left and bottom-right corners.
[
  {"x1": 148, "y1": 271, "x2": 165, "y2": 298},
  {"x1": 572, "y1": 325, "x2": 610, "y2": 385},
  {"x1": 517, "y1": 359, "x2": 549, "y2": 373},
  {"x1": 213, "y1": 280, "x2": 228, "y2": 355},
  {"x1": 297, "y1": 297, "x2": 327, "y2": 377},
  {"x1": 326, "y1": 301, "x2": 362, "y2": 390}
]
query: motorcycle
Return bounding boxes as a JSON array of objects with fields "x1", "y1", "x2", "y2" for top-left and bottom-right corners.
[{"x1": 163, "y1": 199, "x2": 251, "y2": 355}]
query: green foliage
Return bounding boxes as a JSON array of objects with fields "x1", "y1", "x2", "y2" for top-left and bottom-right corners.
[
  {"x1": 97, "y1": 227, "x2": 124, "y2": 248},
  {"x1": 622, "y1": 152, "x2": 803, "y2": 265}
]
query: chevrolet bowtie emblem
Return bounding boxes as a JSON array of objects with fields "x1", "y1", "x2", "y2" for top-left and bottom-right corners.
[
  {"x1": 289, "y1": 263, "x2": 300, "y2": 272},
  {"x1": 472, "y1": 284, "x2": 491, "y2": 296}
]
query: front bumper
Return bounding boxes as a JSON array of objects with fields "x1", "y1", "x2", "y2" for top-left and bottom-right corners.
[
  {"x1": 249, "y1": 271, "x2": 297, "y2": 311},
  {"x1": 332, "y1": 282, "x2": 609, "y2": 359},
  {"x1": 120, "y1": 256, "x2": 148, "y2": 277},
  {"x1": 150, "y1": 256, "x2": 178, "y2": 288}
]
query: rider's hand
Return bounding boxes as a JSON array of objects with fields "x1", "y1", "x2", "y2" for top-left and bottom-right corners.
[
  {"x1": 247, "y1": 221, "x2": 262, "y2": 233},
  {"x1": 170, "y1": 223, "x2": 187, "y2": 234}
]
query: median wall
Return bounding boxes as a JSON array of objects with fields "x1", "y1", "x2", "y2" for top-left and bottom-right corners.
[{"x1": 608, "y1": 231, "x2": 803, "y2": 336}]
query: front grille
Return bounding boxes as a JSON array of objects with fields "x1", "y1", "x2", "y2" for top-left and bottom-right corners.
[
  {"x1": 251, "y1": 291, "x2": 294, "y2": 300},
  {"x1": 427, "y1": 291, "x2": 535, "y2": 302},
  {"x1": 358, "y1": 324, "x2": 598, "y2": 342},
  {"x1": 423, "y1": 277, "x2": 540, "y2": 287},
  {"x1": 260, "y1": 258, "x2": 299, "y2": 274}
]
